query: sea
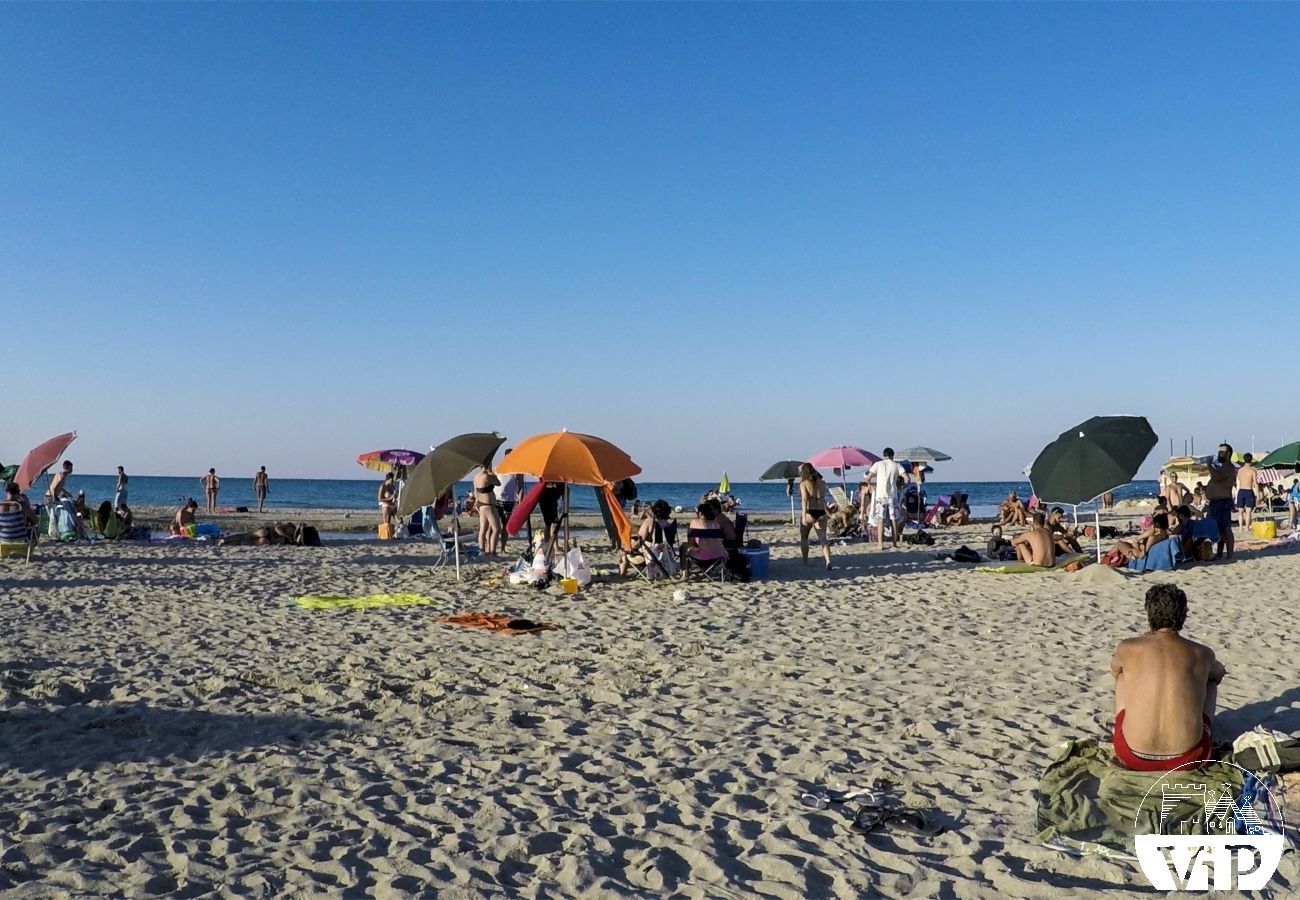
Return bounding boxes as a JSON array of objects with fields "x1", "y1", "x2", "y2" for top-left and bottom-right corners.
[{"x1": 46, "y1": 475, "x2": 1161, "y2": 520}]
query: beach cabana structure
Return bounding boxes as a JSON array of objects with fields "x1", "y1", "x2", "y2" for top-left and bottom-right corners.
[{"x1": 1029, "y1": 415, "x2": 1157, "y2": 562}]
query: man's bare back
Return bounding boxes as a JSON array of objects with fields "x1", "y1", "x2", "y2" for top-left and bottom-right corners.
[
  {"x1": 1236, "y1": 464, "x2": 1257, "y2": 491},
  {"x1": 1012, "y1": 513, "x2": 1055, "y2": 566},
  {"x1": 1112, "y1": 631, "x2": 1223, "y2": 754},
  {"x1": 1110, "y1": 584, "x2": 1226, "y2": 762}
]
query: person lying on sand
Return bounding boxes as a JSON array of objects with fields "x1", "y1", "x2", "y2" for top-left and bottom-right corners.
[
  {"x1": 169, "y1": 499, "x2": 199, "y2": 536},
  {"x1": 1112, "y1": 513, "x2": 1169, "y2": 562},
  {"x1": 217, "y1": 523, "x2": 300, "y2": 546},
  {"x1": 1011, "y1": 512, "x2": 1055, "y2": 567},
  {"x1": 1110, "y1": 584, "x2": 1225, "y2": 771}
]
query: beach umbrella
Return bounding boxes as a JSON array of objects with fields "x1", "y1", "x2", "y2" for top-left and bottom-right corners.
[
  {"x1": 807, "y1": 446, "x2": 881, "y2": 493},
  {"x1": 15, "y1": 431, "x2": 77, "y2": 493},
  {"x1": 1258, "y1": 442, "x2": 1300, "y2": 469},
  {"x1": 356, "y1": 448, "x2": 425, "y2": 473},
  {"x1": 760, "y1": 459, "x2": 805, "y2": 526},
  {"x1": 1029, "y1": 415, "x2": 1157, "y2": 560},
  {"x1": 395, "y1": 432, "x2": 506, "y2": 581},
  {"x1": 499, "y1": 430, "x2": 640, "y2": 550},
  {"x1": 898, "y1": 446, "x2": 952, "y2": 463}
]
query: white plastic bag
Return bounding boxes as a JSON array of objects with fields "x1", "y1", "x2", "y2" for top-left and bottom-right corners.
[{"x1": 554, "y1": 548, "x2": 592, "y2": 586}]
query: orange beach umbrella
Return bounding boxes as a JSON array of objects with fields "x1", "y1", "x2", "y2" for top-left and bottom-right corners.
[{"x1": 498, "y1": 430, "x2": 640, "y2": 486}]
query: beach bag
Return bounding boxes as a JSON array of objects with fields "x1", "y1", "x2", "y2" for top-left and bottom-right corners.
[
  {"x1": 553, "y1": 548, "x2": 592, "y2": 586},
  {"x1": 952, "y1": 546, "x2": 981, "y2": 563},
  {"x1": 1101, "y1": 549, "x2": 1127, "y2": 568},
  {"x1": 1195, "y1": 539, "x2": 1215, "y2": 561},
  {"x1": 904, "y1": 529, "x2": 934, "y2": 546},
  {"x1": 296, "y1": 524, "x2": 321, "y2": 547},
  {"x1": 646, "y1": 543, "x2": 678, "y2": 579}
]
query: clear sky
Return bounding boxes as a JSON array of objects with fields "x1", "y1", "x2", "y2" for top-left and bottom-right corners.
[{"x1": 4, "y1": 4, "x2": 1298, "y2": 481}]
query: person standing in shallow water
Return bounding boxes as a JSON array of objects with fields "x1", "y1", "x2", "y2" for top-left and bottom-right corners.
[
  {"x1": 201, "y1": 468, "x2": 220, "y2": 513},
  {"x1": 254, "y1": 466, "x2": 269, "y2": 513}
]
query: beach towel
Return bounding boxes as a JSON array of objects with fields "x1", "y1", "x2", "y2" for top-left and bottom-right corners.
[
  {"x1": 435, "y1": 612, "x2": 559, "y2": 634},
  {"x1": 1036, "y1": 738, "x2": 1245, "y2": 858},
  {"x1": 295, "y1": 593, "x2": 432, "y2": 610},
  {"x1": 1126, "y1": 536, "x2": 1182, "y2": 573},
  {"x1": 977, "y1": 553, "x2": 1087, "y2": 574}
]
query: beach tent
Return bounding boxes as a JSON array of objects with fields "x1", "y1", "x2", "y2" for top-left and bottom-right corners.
[{"x1": 1029, "y1": 415, "x2": 1157, "y2": 562}]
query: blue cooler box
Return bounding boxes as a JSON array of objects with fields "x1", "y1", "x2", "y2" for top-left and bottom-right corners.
[{"x1": 741, "y1": 546, "x2": 770, "y2": 580}]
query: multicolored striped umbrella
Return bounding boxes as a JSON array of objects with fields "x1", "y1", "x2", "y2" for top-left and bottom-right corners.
[{"x1": 356, "y1": 448, "x2": 425, "y2": 473}]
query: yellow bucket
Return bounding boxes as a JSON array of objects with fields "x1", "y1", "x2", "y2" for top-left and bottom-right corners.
[
  {"x1": 1252, "y1": 520, "x2": 1277, "y2": 540},
  {"x1": 560, "y1": 578, "x2": 579, "y2": 594}
]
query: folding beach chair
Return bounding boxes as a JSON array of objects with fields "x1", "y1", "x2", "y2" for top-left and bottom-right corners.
[
  {"x1": 0, "y1": 501, "x2": 38, "y2": 562},
  {"x1": 622, "y1": 519, "x2": 678, "y2": 582}
]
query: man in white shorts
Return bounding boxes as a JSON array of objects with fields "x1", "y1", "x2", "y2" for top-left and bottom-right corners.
[{"x1": 867, "y1": 448, "x2": 905, "y2": 549}]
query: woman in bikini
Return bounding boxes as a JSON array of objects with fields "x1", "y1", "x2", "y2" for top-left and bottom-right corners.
[
  {"x1": 798, "y1": 462, "x2": 832, "y2": 569},
  {"x1": 473, "y1": 464, "x2": 502, "y2": 555},
  {"x1": 377, "y1": 472, "x2": 398, "y2": 532}
]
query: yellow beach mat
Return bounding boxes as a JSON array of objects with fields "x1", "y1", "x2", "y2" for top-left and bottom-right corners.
[
  {"x1": 295, "y1": 593, "x2": 432, "y2": 610},
  {"x1": 978, "y1": 553, "x2": 1087, "y2": 575}
]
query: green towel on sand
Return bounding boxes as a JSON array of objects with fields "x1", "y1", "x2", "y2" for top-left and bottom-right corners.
[
  {"x1": 1035, "y1": 738, "x2": 1243, "y2": 858},
  {"x1": 978, "y1": 553, "x2": 1087, "y2": 574},
  {"x1": 295, "y1": 593, "x2": 432, "y2": 610}
]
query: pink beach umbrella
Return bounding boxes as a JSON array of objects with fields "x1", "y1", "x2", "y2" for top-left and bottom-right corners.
[
  {"x1": 15, "y1": 431, "x2": 77, "y2": 493},
  {"x1": 806, "y1": 445, "x2": 881, "y2": 493}
]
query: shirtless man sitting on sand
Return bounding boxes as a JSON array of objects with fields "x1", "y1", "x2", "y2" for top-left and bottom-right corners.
[
  {"x1": 998, "y1": 492, "x2": 1027, "y2": 527},
  {"x1": 1046, "y1": 506, "x2": 1082, "y2": 555},
  {"x1": 1110, "y1": 584, "x2": 1226, "y2": 771},
  {"x1": 1011, "y1": 511, "x2": 1055, "y2": 567}
]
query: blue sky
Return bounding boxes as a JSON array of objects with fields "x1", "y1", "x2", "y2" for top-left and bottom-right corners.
[{"x1": 3, "y1": 4, "x2": 1297, "y2": 481}]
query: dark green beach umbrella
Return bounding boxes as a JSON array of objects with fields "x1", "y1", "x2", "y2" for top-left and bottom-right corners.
[
  {"x1": 1029, "y1": 416, "x2": 1157, "y2": 505},
  {"x1": 397, "y1": 432, "x2": 506, "y2": 519},
  {"x1": 760, "y1": 460, "x2": 804, "y2": 481},
  {"x1": 1258, "y1": 441, "x2": 1300, "y2": 469},
  {"x1": 760, "y1": 460, "x2": 805, "y2": 526},
  {"x1": 1030, "y1": 416, "x2": 1157, "y2": 562}
]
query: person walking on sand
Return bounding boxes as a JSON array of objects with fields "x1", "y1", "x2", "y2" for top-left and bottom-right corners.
[
  {"x1": 201, "y1": 468, "x2": 220, "y2": 513},
  {"x1": 253, "y1": 466, "x2": 269, "y2": 513},
  {"x1": 114, "y1": 466, "x2": 129, "y2": 511},
  {"x1": 866, "y1": 448, "x2": 905, "y2": 549},
  {"x1": 1205, "y1": 443, "x2": 1237, "y2": 560},
  {"x1": 1235, "y1": 452, "x2": 1258, "y2": 529},
  {"x1": 1110, "y1": 584, "x2": 1225, "y2": 771},
  {"x1": 797, "y1": 462, "x2": 832, "y2": 569}
]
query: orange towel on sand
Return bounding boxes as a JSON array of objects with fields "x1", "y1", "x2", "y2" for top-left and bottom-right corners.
[{"x1": 435, "y1": 613, "x2": 560, "y2": 634}]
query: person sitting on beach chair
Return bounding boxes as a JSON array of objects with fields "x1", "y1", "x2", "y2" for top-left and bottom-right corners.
[
  {"x1": 0, "y1": 482, "x2": 39, "y2": 560},
  {"x1": 1011, "y1": 512, "x2": 1055, "y2": 567},
  {"x1": 680, "y1": 502, "x2": 729, "y2": 580},
  {"x1": 1047, "y1": 506, "x2": 1083, "y2": 555},
  {"x1": 943, "y1": 503, "x2": 970, "y2": 526},
  {"x1": 619, "y1": 501, "x2": 677, "y2": 579},
  {"x1": 1111, "y1": 513, "x2": 1169, "y2": 562},
  {"x1": 1110, "y1": 584, "x2": 1225, "y2": 771}
]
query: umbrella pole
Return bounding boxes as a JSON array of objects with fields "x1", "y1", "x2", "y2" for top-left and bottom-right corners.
[
  {"x1": 790, "y1": 492, "x2": 796, "y2": 527},
  {"x1": 564, "y1": 483, "x2": 571, "y2": 554},
  {"x1": 454, "y1": 496, "x2": 462, "y2": 581},
  {"x1": 1095, "y1": 506, "x2": 1102, "y2": 563}
]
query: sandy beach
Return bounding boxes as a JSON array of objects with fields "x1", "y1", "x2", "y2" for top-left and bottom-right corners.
[{"x1": 2, "y1": 515, "x2": 1297, "y2": 897}]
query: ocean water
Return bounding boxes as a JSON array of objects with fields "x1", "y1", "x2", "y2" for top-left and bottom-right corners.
[{"x1": 36, "y1": 474, "x2": 1161, "y2": 519}]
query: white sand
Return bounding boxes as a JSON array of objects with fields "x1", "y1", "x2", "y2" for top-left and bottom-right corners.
[{"x1": 1, "y1": 521, "x2": 1297, "y2": 896}]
